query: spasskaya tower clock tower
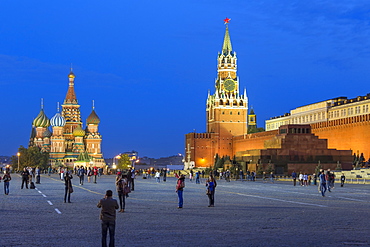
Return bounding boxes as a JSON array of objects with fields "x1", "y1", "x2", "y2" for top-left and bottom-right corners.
[{"x1": 206, "y1": 18, "x2": 248, "y2": 137}]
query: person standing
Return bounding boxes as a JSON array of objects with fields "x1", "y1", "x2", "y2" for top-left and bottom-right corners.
[
  {"x1": 195, "y1": 171, "x2": 200, "y2": 184},
  {"x1": 325, "y1": 169, "x2": 332, "y2": 192},
  {"x1": 97, "y1": 190, "x2": 119, "y2": 247},
  {"x1": 175, "y1": 173, "x2": 185, "y2": 208},
  {"x1": 35, "y1": 166, "x2": 41, "y2": 184},
  {"x1": 115, "y1": 174, "x2": 126, "y2": 212},
  {"x1": 162, "y1": 168, "x2": 167, "y2": 182},
  {"x1": 340, "y1": 173, "x2": 346, "y2": 187},
  {"x1": 78, "y1": 166, "x2": 85, "y2": 185},
  {"x1": 87, "y1": 167, "x2": 92, "y2": 183},
  {"x1": 206, "y1": 175, "x2": 217, "y2": 207},
  {"x1": 130, "y1": 169, "x2": 135, "y2": 191},
  {"x1": 291, "y1": 171, "x2": 297, "y2": 186},
  {"x1": 319, "y1": 170, "x2": 327, "y2": 197},
  {"x1": 21, "y1": 167, "x2": 29, "y2": 189},
  {"x1": 93, "y1": 166, "x2": 98, "y2": 184},
  {"x1": 270, "y1": 172, "x2": 275, "y2": 183},
  {"x1": 155, "y1": 170, "x2": 161, "y2": 183},
  {"x1": 3, "y1": 171, "x2": 11, "y2": 195},
  {"x1": 64, "y1": 171, "x2": 73, "y2": 203}
]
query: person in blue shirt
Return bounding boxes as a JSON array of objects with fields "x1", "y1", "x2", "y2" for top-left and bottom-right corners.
[
  {"x1": 206, "y1": 175, "x2": 217, "y2": 207},
  {"x1": 319, "y1": 171, "x2": 327, "y2": 197}
]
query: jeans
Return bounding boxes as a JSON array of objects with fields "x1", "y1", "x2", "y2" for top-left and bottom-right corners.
[
  {"x1": 36, "y1": 175, "x2": 40, "y2": 184},
  {"x1": 118, "y1": 192, "x2": 125, "y2": 210},
  {"x1": 196, "y1": 177, "x2": 200, "y2": 184},
  {"x1": 177, "y1": 189, "x2": 183, "y2": 207},
  {"x1": 101, "y1": 220, "x2": 116, "y2": 247},
  {"x1": 326, "y1": 180, "x2": 331, "y2": 192},
  {"x1": 320, "y1": 183, "x2": 327, "y2": 196},
  {"x1": 207, "y1": 190, "x2": 215, "y2": 206},
  {"x1": 79, "y1": 175, "x2": 84, "y2": 185},
  {"x1": 4, "y1": 182, "x2": 9, "y2": 194},
  {"x1": 64, "y1": 187, "x2": 71, "y2": 202}
]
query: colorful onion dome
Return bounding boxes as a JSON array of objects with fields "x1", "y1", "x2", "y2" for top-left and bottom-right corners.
[
  {"x1": 50, "y1": 112, "x2": 66, "y2": 127},
  {"x1": 33, "y1": 109, "x2": 50, "y2": 128},
  {"x1": 73, "y1": 125, "x2": 85, "y2": 137},
  {"x1": 87, "y1": 109, "x2": 100, "y2": 125},
  {"x1": 43, "y1": 128, "x2": 52, "y2": 138}
]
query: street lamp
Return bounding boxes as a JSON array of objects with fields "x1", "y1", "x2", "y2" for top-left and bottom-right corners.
[
  {"x1": 17, "y1": 152, "x2": 20, "y2": 171},
  {"x1": 113, "y1": 155, "x2": 121, "y2": 170}
]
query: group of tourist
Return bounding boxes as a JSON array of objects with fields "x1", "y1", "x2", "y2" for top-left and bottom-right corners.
[{"x1": 291, "y1": 169, "x2": 346, "y2": 197}]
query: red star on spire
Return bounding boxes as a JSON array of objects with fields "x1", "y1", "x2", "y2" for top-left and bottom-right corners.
[{"x1": 224, "y1": 17, "x2": 231, "y2": 24}]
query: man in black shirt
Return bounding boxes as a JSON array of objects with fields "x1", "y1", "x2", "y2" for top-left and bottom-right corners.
[{"x1": 97, "y1": 190, "x2": 119, "y2": 247}]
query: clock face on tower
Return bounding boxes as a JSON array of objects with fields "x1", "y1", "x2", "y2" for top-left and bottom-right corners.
[{"x1": 223, "y1": 79, "x2": 236, "y2": 92}]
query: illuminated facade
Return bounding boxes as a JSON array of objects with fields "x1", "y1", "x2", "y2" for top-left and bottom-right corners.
[
  {"x1": 29, "y1": 71, "x2": 105, "y2": 168},
  {"x1": 185, "y1": 22, "x2": 249, "y2": 168}
]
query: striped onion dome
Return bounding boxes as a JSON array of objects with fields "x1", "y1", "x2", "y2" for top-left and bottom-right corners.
[
  {"x1": 50, "y1": 112, "x2": 66, "y2": 127},
  {"x1": 43, "y1": 128, "x2": 52, "y2": 138},
  {"x1": 32, "y1": 109, "x2": 50, "y2": 128},
  {"x1": 87, "y1": 109, "x2": 100, "y2": 125},
  {"x1": 73, "y1": 125, "x2": 85, "y2": 137}
]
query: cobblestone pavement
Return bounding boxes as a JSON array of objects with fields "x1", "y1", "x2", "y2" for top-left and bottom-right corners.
[{"x1": 1, "y1": 174, "x2": 369, "y2": 247}]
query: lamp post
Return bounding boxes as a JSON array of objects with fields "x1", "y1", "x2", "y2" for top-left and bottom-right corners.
[{"x1": 17, "y1": 152, "x2": 20, "y2": 171}]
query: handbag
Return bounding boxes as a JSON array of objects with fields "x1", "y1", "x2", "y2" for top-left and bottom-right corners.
[
  {"x1": 206, "y1": 189, "x2": 211, "y2": 195},
  {"x1": 123, "y1": 186, "x2": 131, "y2": 194},
  {"x1": 69, "y1": 186, "x2": 74, "y2": 193}
]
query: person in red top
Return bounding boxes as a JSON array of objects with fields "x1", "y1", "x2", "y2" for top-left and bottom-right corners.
[
  {"x1": 93, "y1": 166, "x2": 98, "y2": 184},
  {"x1": 175, "y1": 172, "x2": 185, "y2": 208}
]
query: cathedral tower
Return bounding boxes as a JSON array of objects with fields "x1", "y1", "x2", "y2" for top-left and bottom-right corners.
[
  {"x1": 62, "y1": 70, "x2": 82, "y2": 152},
  {"x1": 206, "y1": 19, "x2": 248, "y2": 136}
]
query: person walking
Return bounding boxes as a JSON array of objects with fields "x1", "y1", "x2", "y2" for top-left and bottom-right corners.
[
  {"x1": 175, "y1": 173, "x2": 185, "y2": 208},
  {"x1": 340, "y1": 173, "x2": 346, "y2": 187},
  {"x1": 21, "y1": 167, "x2": 29, "y2": 189},
  {"x1": 155, "y1": 170, "x2": 161, "y2": 183},
  {"x1": 78, "y1": 166, "x2": 85, "y2": 185},
  {"x1": 64, "y1": 171, "x2": 73, "y2": 203},
  {"x1": 97, "y1": 190, "x2": 119, "y2": 247},
  {"x1": 3, "y1": 171, "x2": 11, "y2": 195},
  {"x1": 319, "y1": 170, "x2": 327, "y2": 197},
  {"x1": 270, "y1": 172, "x2": 275, "y2": 183},
  {"x1": 291, "y1": 171, "x2": 297, "y2": 186},
  {"x1": 35, "y1": 166, "x2": 41, "y2": 184},
  {"x1": 115, "y1": 174, "x2": 127, "y2": 212},
  {"x1": 206, "y1": 175, "x2": 217, "y2": 207}
]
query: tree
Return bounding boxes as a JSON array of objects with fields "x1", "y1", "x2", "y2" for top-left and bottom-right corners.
[
  {"x1": 11, "y1": 145, "x2": 49, "y2": 171},
  {"x1": 315, "y1": 161, "x2": 322, "y2": 175},
  {"x1": 117, "y1": 154, "x2": 131, "y2": 170}
]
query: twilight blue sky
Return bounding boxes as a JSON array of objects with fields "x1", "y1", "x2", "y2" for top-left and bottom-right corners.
[{"x1": 1, "y1": 1, "x2": 370, "y2": 158}]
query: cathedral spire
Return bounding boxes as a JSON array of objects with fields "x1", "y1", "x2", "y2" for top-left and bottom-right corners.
[
  {"x1": 222, "y1": 18, "x2": 232, "y2": 55},
  {"x1": 64, "y1": 68, "x2": 78, "y2": 104}
]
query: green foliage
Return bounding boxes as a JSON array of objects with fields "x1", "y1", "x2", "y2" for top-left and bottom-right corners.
[
  {"x1": 248, "y1": 127, "x2": 265, "y2": 134},
  {"x1": 266, "y1": 164, "x2": 274, "y2": 174},
  {"x1": 214, "y1": 154, "x2": 224, "y2": 169},
  {"x1": 256, "y1": 165, "x2": 264, "y2": 175},
  {"x1": 117, "y1": 154, "x2": 131, "y2": 170},
  {"x1": 12, "y1": 145, "x2": 49, "y2": 171},
  {"x1": 315, "y1": 162, "x2": 323, "y2": 174}
]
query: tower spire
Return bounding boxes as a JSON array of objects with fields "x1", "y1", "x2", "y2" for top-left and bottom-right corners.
[{"x1": 222, "y1": 18, "x2": 232, "y2": 55}]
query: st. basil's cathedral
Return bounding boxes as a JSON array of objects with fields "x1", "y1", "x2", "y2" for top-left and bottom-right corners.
[{"x1": 29, "y1": 70, "x2": 105, "y2": 169}]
